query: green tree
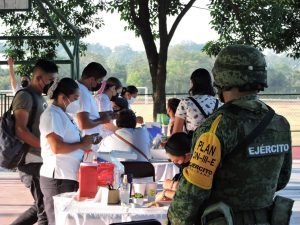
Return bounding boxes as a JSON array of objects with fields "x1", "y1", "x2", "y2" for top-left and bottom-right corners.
[
  {"x1": 266, "y1": 66, "x2": 290, "y2": 93},
  {"x1": 87, "y1": 44, "x2": 112, "y2": 58},
  {"x1": 167, "y1": 42, "x2": 214, "y2": 94},
  {"x1": 108, "y1": 0, "x2": 197, "y2": 119},
  {"x1": 0, "y1": 67, "x2": 10, "y2": 90},
  {"x1": 0, "y1": 0, "x2": 104, "y2": 77},
  {"x1": 127, "y1": 53, "x2": 152, "y2": 88},
  {"x1": 204, "y1": 1, "x2": 300, "y2": 58},
  {"x1": 290, "y1": 69, "x2": 300, "y2": 93},
  {"x1": 107, "y1": 45, "x2": 136, "y2": 84}
]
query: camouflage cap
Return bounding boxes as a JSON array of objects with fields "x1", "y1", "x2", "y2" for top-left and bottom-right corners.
[{"x1": 212, "y1": 44, "x2": 267, "y2": 89}]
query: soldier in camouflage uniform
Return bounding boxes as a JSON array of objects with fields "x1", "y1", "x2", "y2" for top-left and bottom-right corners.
[{"x1": 167, "y1": 44, "x2": 292, "y2": 225}]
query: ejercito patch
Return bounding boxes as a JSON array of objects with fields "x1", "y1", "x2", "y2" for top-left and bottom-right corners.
[
  {"x1": 248, "y1": 144, "x2": 290, "y2": 157},
  {"x1": 183, "y1": 115, "x2": 222, "y2": 190}
]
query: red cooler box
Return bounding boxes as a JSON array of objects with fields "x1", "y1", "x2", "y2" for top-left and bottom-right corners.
[
  {"x1": 79, "y1": 162, "x2": 98, "y2": 198},
  {"x1": 97, "y1": 162, "x2": 114, "y2": 186}
]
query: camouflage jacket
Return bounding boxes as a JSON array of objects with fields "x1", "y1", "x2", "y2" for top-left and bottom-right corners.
[{"x1": 168, "y1": 95, "x2": 292, "y2": 225}]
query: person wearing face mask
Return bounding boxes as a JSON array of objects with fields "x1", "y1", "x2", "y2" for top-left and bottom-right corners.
[
  {"x1": 7, "y1": 56, "x2": 31, "y2": 94},
  {"x1": 168, "y1": 45, "x2": 292, "y2": 225},
  {"x1": 121, "y1": 85, "x2": 138, "y2": 108},
  {"x1": 155, "y1": 132, "x2": 191, "y2": 202},
  {"x1": 95, "y1": 77, "x2": 123, "y2": 137},
  {"x1": 11, "y1": 59, "x2": 58, "y2": 225},
  {"x1": 112, "y1": 97, "x2": 129, "y2": 113},
  {"x1": 121, "y1": 85, "x2": 144, "y2": 124},
  {"x1": 39, "y1": 78, "x2": 96, "y2": 225},
  {"x1": 75, "y1": 62, "x2": 110, "y2": 151}
]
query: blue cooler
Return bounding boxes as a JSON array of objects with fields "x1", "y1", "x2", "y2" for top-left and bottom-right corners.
[{"x1": 147, "y1": 126, "x2": 162, "y2": 138}]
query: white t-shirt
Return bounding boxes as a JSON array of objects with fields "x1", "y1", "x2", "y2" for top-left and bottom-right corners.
[
  {"x1": 95, "y1": 93, "x2": 113, "y2": 112},
  {"x1": 39, "y1": 105, "x2": 83, "y2": 181},
  {"x1": 13, "y1": 82, "x2": 22, "y2": 94},
  {"x1": 175, "y1": 95, "x2": 221, "y2": 132},
  {"x1": 95, "y1": 93, "x2": 114, "y2": 137},
  {"x1": 76, "y1": 81, "x2": 101, "y2": 136},
  {"x1": 98, "y1": 127, "x2": 152, "y2": 162}
]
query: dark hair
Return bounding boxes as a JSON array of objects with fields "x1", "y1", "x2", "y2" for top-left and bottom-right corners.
[
  {"x1": 121, "y1": 85, "x2": 138, "y2": 97},
  {"x1": 116, "y1": 109, "x2": 136, "y2": 128},
  {"x1": 81, "y1": 62, "x2": 107, "y2": 79},
  {"x1": 113, "y1": 97, "x2": 129, "y2": 110},
  {"x1": 167, "y1": 98, "x2": 180, "y2": 114},
  {"x1": 33, "y1": 59, "x2": 58, "y2": 73},
  {"x1": 51, "y1": 78, "x2": 79, "y2": 100},
  {"x1": 165, "y1": 132, "x2": 191, "y2": 156},
  {"x1": 189, "y1": 68, "x2": 215, "y2": 96},
  {"x1": 105, "y1": 77, "x2": 122, "y2": 91}
]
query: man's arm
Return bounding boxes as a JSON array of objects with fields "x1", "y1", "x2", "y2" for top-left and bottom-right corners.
[
  {"x1": 172, "y1": 117, "x2": 185, "y2": 133},
  {"x1": 168, "y1": 114, "x2": 225, "y2": 225},
  {"x1": 14, "y1": 109, "x2": 40, "y2": 148},
  {"x1": 76, "y1": 112, "x2": 111, "y2": 130},
  {"x1": 277, "y1": 149, "x2": 292, "y2": 191},
  {"x1": 46, "y1": 132, "x2": 94, "y2": 154},
  {"x1": 7, "y1": 57, "x2": 17, "y2": 93},
  {"x1": 168, "y1": 178, "x2": 210, "y2": 225},
  {"x1": 103, "y1": 122, "x2": 118, "y2": 132}
]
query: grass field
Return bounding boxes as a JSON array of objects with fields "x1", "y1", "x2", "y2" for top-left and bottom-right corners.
[{"x1": 132, "y1": 99, "x2": 300, "y2": 145}]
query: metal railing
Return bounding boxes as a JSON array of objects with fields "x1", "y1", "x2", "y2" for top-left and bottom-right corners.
[
  {"x1": 1, "y1": 91, "x2": 299, "y2": 145},
  {"x1": 133, "y1": 93, "x2": 300, "y2": 145}
]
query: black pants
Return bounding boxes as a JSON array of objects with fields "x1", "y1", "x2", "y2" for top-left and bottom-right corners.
[
  {"x1": 11, "y1": 163, "x2": 47, "y2": 225},
  {"x1": 40, "y1": 176, "x2": 79, "y2": 225}
]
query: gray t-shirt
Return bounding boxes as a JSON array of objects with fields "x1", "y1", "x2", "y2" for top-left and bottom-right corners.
[{"x1": 12, "y1": 87, "x2": 47, "y2": 164}]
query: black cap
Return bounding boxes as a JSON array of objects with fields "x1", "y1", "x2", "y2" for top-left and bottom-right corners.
[{"x1": 165, "y1": 132, "x2": 191, "y2": 156}]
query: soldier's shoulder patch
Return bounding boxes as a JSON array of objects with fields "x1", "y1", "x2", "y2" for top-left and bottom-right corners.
[
  {"x1": 183, "y1": 115, "x2": 222, "y2": 190},
  {"x1": 247, "y1": 144, "x2": 290, "y2": 157}
]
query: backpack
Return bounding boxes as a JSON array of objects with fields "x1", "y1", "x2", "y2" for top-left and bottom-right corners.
[{"x1": 0, "y1": 89, "x2": 37, "y2": 169}]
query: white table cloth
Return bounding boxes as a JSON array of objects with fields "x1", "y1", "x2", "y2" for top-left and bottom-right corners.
[
  {"x1": 152, "y1": 162, "x2": 179, "y2": 182},
  {"x1": 150, "y1": 148, "x2": 179, "y2": 182},
  {"x1": 54, "y1": 192, "x2": 168, "y2": 225}
]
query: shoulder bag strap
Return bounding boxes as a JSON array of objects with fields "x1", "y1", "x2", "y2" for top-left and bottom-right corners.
[
  {"x1": 13, "y1": 89, "x2": 38, "y2": 129},
  {"x1": 188, "y1": 96, "x2": 209, "y2": 118},
  {"x1": 114, "y1": 132, "x2": 150, "y2": 162},
  {"x1": 231, "y1": 106, "x2": 275, "y2": 152},
  {"x1": 213, "y1": 99, "x2": 219, "y2": 112},
  {"x1": 9, "y1": 88, "x2": 37, "y2": 126}
]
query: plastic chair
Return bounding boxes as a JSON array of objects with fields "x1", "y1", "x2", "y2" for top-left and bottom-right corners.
[
  {"x1": 121, "y1": 161, "x2": 155, "y2": 182},
  {"x1": 110, "y1": 219, "x2": 161, "y2": 225}
]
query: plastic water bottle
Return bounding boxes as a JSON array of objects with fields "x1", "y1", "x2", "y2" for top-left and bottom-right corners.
[
  {"x1": 113, "y1": 169, "x2": 121, "y2": 189},
  {"x1": 119, "y1": 174, "x2": 130, "y2": 205}
]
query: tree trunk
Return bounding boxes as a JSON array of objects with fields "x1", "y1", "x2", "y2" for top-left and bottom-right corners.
[
  {"x1": 151, "y1": 55, "x2": 167, "y2": 121},
  {"x1": 129, "y1": 0, "x2": 196, "y2": 121}
]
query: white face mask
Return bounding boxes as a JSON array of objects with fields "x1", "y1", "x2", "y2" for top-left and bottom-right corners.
[
  {"x1": 128, "y1": 97, "x2": 136, "y2": 105},
  {"x1": 66, "y1": 99, "x2": 80, "y2": 114}
]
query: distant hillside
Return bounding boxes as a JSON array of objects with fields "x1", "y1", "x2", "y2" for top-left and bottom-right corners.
[{"x1": 0, "y1": 41, "x2": 300, "y2": 94}]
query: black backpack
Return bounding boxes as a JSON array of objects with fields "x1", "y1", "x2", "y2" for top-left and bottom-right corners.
[{"x1": 0, "y1": 89, "x2": 37, "y2": 169}]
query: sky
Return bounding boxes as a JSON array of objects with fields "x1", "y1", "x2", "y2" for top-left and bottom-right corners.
[{"x1": 83, "y1": 1, "x2": 219, "y2": 51}]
